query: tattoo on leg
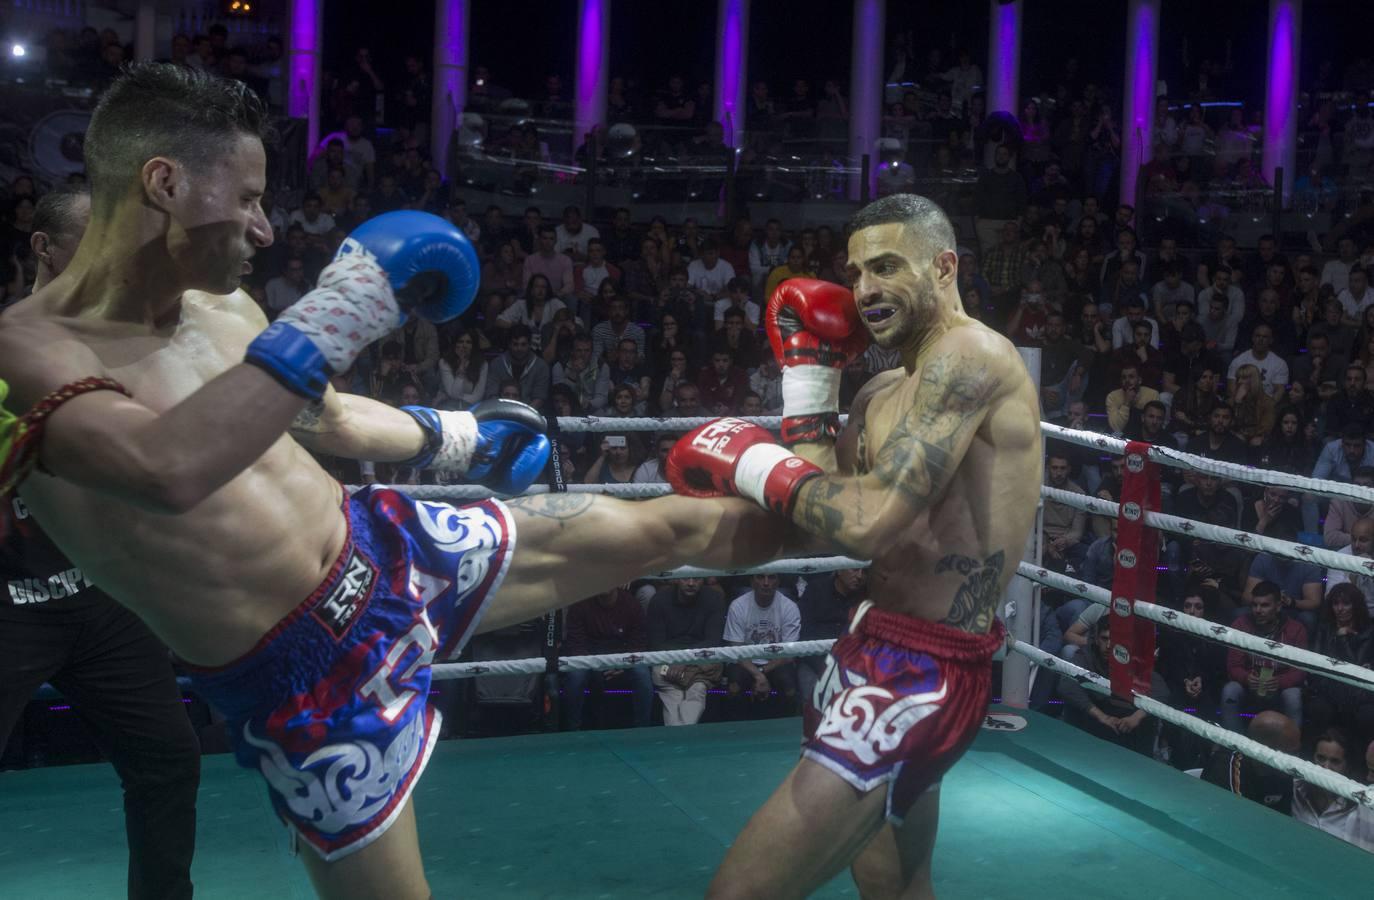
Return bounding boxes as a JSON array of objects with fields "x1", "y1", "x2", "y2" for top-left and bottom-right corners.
[
  {"x1": 506, "y1": 493, "x2": 594, "y2": 522},
  {"x1": 936, "y1": 550, "x2": 1005, "y2": 632}
]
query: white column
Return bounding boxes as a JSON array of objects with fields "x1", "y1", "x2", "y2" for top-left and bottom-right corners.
[
  {"x1": 1263, "y1": 0, "x2": 1302, "y2": 205},
  {"x1": 1120, "y1": 0, "x2": 1161, "y2": 206},
  {"x1": 134, "y1": 0, "x2": 156, "y2": 63},
  {"x1": 432, "y1": 0, "x2": 471, "y2": 178},
  {"x1": 986, "y1": 0, "x2": 1022, "y2": 115},
  {"x1": 713, "y1": 0, "x2": 750, "y2": 147},
  {"x1": 848, "y1": 0, "x2": 885, "y2": 200},
  {"x1": 286, "y1": 0, "x2": 324, "y2": 152},
  {"x1": 574, "y1": 0, "x2": 611, "y2": 149}
]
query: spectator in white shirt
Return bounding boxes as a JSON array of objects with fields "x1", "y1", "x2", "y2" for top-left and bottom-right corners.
[
  {"x1": 724, "y1": 574, "x2": 802, "y2": 706},
  {"x1": 748, "y1": 219, "x2": 791, "y2": 289},
  {"x1": 1292, "y1": 729, "x2": 1374, "y2": 852},
  {"x1": 686, "y1": 240, "x2": 736, "y2": 299},
  {"x1": 497, "y1": 273, "x2": 567, "y2": 347},
  {"x1": 264, "y1": 257, "x2": 308, "y2": 316},
  {"x1": 714, "y1": 277, "x2": 761, "y2": 329},
  {"x1": 1321, "y1": 237, "x2": 1359, "y2": 294},
  {"x1": 288, "y1": 193, "x2": 335, "y2": 236},
  {"x1": 631, "y1": 434, "x2": 676, "y2": 483},
  {"x1": 1338, "y1": 266, "x2": 1373, "y2": 326},
  {"x1": 1227, "y1": 324, "x2": 1289, "y2": 399},
  {"x1": 1110, "y1": 295, "x2": 1161, "y2": 349},
  {"x1": 1196, "y1": 267, "x2": 1245, "y2": 349},
  {"x1": 436, "y1": 327, "x2": 489, "y2": 408},
  {"x1": 554, "y1": 204, "x2": 600, "y2": 260}
]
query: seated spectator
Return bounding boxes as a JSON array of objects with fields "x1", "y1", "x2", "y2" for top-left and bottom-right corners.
[
  {"x1": 554, "y1": 204, "x2": 599, "y2": 260},
  {"x1": 1322, "y1": 367, "x2": 1374, "y2": 441},
  {"x1": 562, "y1": 586, "x2": 653, "y2": 731},
  {"x1": 1313, "y1": 425, "x2": 1374, "y2": 484},
  {"x1": 1167, "y1": 353, "x2": 1222, "y2": 439},
  {"x1": 1111, "y1": 321, "x2": 1166, "y2": 390},
  {"x1": 795, "y1": 568, "x2": 867, "y2": 705},
  {"x1": 541, "y1": 307, "x2": 589, "y2": 368},
  {"x1": 697, "y1": 348, "x2": 750, "y2": 415},
  {"x1": 287, "y1": 192, "x2": 335, "y2": 236},
  {"x1": 1105, "y1": 363, "x2": 1161, "y2": 434},
  {"x1": 632, "y1": 433, "x2": 675, "y2": 483},
  {"x1": 1304, "y1": 584, "x2": 1374, "y2": 745},
  {"x1": 724, "y1": 574, "x2": 802, "y2": 712},
  {"x1": 484, "y1": 324, "x2": 550, "y2": 409},
  {"x1": 668, "y1": 382, "x2": 705, "y2": 419},
  {"x1": 590, "y1": 297, "x2": 646, "y2": 365},
  {"x1": 623, "y1": 237, "x2": 671, "y2": 315},
  {"x1": 686, "y1": 240, "x2": 736, "y2": 299},
  {"x1": 1109, "y1": 293, "x2": 1159, "y2": 349},
  {"x1": 1192, "y1": 404, "x2": 1248, "y2": 463},
  {"x1": 606, "y1": 338, "x2": 652, "y2": 410},
  {"x1": 573, "y1": 238, "x2": 621, "y2": 308},
  {"x1": 498, "y1": 274, "x2": 567, "y2": 347},
  {"x1": 750, "y1": 355, "x2": 783, "y2": 414},
  {"x1": 1339, "y1": 266, "x2": 1374, "y2": 326},
  {"x1": 1042, "y1": 454, "x2": 1089, "y2": 572},
  {"x1": 583, "y1": 432, "x2": 641, "y2": 484},
  {"x1": 1288, "y1": 331, "x2": 1345, "y2": 402},
  {"x1": 1292, "y1": 728, "x2": 1374, "y2": 852},
  {"x1": 1244, "y1": 543, "x2": 1322, "y2": 630},
  {"x1": 715, "y1": 277, "x2": 762, "y2": 330},
  {"x1": 1221, "y1": 581, "x2": 1307, "y2": 733},
  {"x1": 1229, "y1": 364, "x2": 1277, "y2": 446},
  {"x1": 1324, "y1": 466, "x2": 1374, "y2": 549},
  {"x1": 1152, "y1": 264, "x2": 1196, "y2": 325},
  {"x1": 1311, "y1": 297, "x2": 1360, "y2": 365},
  {"x1": 1175, "y1": 474, "x2": 1242, "y2": 587},
  {"x1": 1253, "y1": 407, "x2": 1318, "y2": 472},
  {"x1": 1202, "y1": 710, "x2": 1300, "y2": 813},
  {"x1": 647, "y1": 578, "x2": 727, "y2": 726},
  {"x1": 369, "y1": 340, "x2": 422, "y2": 405},
  {"x1": 263, "y1": 256, "x2": 307, "y2": 318},
  {"x1": 481, "y1": 242, "x2": 524, "y2": 296},
  {"x1": 1227, "y1": 324, "x2": 1289, "y2": 400},
  {"x1": 1158, "y1": 301, "x2": 1197, "y2": 359},
  {"x1": 763, "y1": 245, "x2": 816, "y2": 301},
  {"x1": 551, "y1": 334, "x2": 610, "y2": 413},
  {"x1": 523, "y1": 225, "x2": 575, "y2": 298},
  {"x1": 1057, "y1": 617, "x2": 1169, "y2": 756},
  {"x1": 368, "y1": 173, "x2": 410, "y2": 214},
  {"x1": 1157, "y1": 584, "x2": 1228, "y2": 768},
  {"x1": 1326, "y1": 517, "x2": 1374, "y2": 618},
  {"x1": 436, "y1": 327, "x2": 488, "y2": 409},
  {"x1": 716, "y1": 306, "x2": 761, "y2": 368}
]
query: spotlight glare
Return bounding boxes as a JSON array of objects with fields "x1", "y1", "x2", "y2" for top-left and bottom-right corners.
[{"x1": 11, "y1": 44, "x2": 26, "y2": 58}]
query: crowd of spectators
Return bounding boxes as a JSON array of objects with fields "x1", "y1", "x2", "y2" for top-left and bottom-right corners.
[{"x1": 4, "y1": 18, "x2": 1374, "y2": 853}]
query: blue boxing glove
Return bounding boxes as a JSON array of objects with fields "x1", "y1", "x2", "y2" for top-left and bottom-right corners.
[
  {"x1": 247, "y1": 211, "x2": 478, "y2": 400},
  {"x1": 336, "y1": 211, "x2": 480, "y2": 324},
  {"x1": 400, "y1": 399, "x2": 550, "y2": 495}
]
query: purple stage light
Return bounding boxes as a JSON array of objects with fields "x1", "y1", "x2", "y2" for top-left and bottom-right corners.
[
  {"x1": 714, "y1": 0, "x2": 749, "y2": 146},
  {"x1": 987, "y1": 0, "x2": 1021, "y2": 115},
  {"x1": 1120, "y1": 1, "x2": 1159, "y2": 205},
  {"x1": 574, "y1": 0, "x2": 609, "y2": 142},
  {"x1": 1263, "y1": 0, "x2": 1302, "y2": 204}
]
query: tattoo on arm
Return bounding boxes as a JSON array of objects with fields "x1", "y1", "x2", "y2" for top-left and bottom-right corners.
[
  {"x1": 506, "y1": 493, "x2": 594, "y2": 522},
  {"x1": 290, "y1": 399, "x2": 329, "y2": 434},
  {"x1": 937, "y1": 550, "x2": 1005, "y2": 632}
]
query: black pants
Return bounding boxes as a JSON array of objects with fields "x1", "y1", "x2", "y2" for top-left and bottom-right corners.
[{"x1": 0, "y1": 601, "x2": 200, "y2": 900}]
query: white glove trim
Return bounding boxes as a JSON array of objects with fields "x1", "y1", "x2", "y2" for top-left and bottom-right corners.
[
  {"x1": 735, "y1": 443, "x2": 798, "y2": 509},
  {"x1": 781, "y1": 366, "x2": 842, "y2": 417}
]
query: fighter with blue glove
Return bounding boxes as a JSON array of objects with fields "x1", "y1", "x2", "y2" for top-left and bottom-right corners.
[{"x1": 244, "y1": 210, "x2": 549, "y2": 494}]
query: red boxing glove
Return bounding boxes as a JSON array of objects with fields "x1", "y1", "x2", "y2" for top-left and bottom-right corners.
[
  {"x1": 666, "y1": 418, "x2": 823, "y2": 518},
  {"x1": 765, "y1": 279, "x2": 869, "y2": 446}
]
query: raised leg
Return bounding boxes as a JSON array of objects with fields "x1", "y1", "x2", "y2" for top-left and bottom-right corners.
[{"x1": 297, "y1": 795, "x2": 430, "y2": 900}]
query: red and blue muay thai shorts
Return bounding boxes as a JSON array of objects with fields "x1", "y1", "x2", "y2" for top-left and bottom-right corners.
[
  {"x1": 802, "y1": 601, "x2": 1004, "y2": 823},
  {"x1": 184, "y1": 486, "x2": 515, "y2": 860}
]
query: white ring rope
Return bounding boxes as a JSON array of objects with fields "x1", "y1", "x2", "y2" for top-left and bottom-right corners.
[
  {"x1": 1017, "y1": 562, "x2": 1374, "y2": 692},
  {"x1": 431, "y1": 638, "x2": 836, "y2": 680},
  {"x1": 1041, "y1": 485, "x2": 1374, "y2": 579},
  {"x1": 1010, "y1": 639, "x2": 1374, "y2": 811},
  {"x1": 1043, "y1": 421, "x2": 1374, "y2": 505}
]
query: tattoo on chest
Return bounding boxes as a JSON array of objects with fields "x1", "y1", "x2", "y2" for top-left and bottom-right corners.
[{"x1": 936, "y1": 550, "x2": 1005, "y2": 632}]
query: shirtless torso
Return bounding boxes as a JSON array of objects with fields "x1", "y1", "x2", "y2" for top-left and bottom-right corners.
[
  {"x1": 4, "y1": 290, "x2": 346, "y2": 665},
  {"x1": 813, "y1": 321, "x2": 1042, "y2": 632}
]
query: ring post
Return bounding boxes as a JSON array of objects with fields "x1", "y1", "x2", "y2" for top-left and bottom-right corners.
[
  {"x1": 1002, "y1": 347, "x2": 1042, "y2": 708},
  {"x1": 541, "y1": 414, "x2": 568, "y2": 731}
]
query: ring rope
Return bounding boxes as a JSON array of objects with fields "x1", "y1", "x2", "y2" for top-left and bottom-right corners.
[
  {"x1": 378, "y1": 482, "x2": 674, "y2": 500},
  {"x1": 1017, "y1": 562, "x2": 1374, "y2": 692},
  {"x1": 553, "y1": 415, "x2": 786, "y2": 433},
  {"x1": 1009, "y1": 638, "x2": 1374, "y2": 810},
  {"x1": 1041, "y1": 485, "x2": 1374, "y2": 579},
  {"x1": 431, "y1": 638, "x2": 836, "y2": 680},
  {"x1": 1042, "y1": 422, "x2": 1374, "y2": 505}
]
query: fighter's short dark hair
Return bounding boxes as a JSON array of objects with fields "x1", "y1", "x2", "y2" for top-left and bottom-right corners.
[{"x1": 848, "y1": 193, "x2": 956, "y2": 257}]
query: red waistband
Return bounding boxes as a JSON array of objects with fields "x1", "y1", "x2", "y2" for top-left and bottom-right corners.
[{"x1": 853, "y1": 604, "x2": 1005, "y2": 663}]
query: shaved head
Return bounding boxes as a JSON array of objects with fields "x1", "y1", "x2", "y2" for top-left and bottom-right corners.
[
  {"x1": 1248, "y1": 711, "x2": 1300, "y2": 754},
  {"x1": 848, "y1": 193, "x2": 957, "y2": 260}
]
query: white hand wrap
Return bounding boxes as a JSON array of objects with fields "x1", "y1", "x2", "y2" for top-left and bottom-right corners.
[
  {"x1": 733, "y1": 443, "x2": 800, "y2": 509},
  {"x1": 276, "y1": 251, "x2": 402, "y2": 374},
  {"x1": 781, "y1": 366, "x2": 842, "y2": 417},
  {"x1": 425, "y1": 410, "x2": 480, "y2": 471}
]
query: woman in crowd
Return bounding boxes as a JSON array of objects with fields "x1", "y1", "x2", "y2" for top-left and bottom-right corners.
[
  {"x1": 604, "y1": 384, "x2": 639, "y2": 419},
  {"x1": 435, "y1": 327, "x2": 488, "y2": 409},
  {"x1": 583, "y1": 432, "x2": 643, "y2": 485},
  {"x1": 1252, "y1": 406, "x2": 1319, "y2": 472},
  {"x1": 1063, "y1": 245, "x2": 1100, "y2": 300},
  {"x1": 1230, "y1": 363, "x2": 1276, "y2": 446},
  {"x1": 497, "y1": 273, "x2": 566, "y2": 348},
  {"x1": 549, "y1": 384, "x2": 590, "y2": 474},
  {"x1": 647, "y1": 312, "x2": 695, "y2": 375},
  {"x1": 1072, "y1": 216, "x2": 1108, "y2": 267},
  {"x1": 1304, "y1": 583, "x2": 1374, "y2": 745},
  {"x1": 481, "y1": 241, "x2": 524, "y2": 296},
  {"x1": 1021, "y1": 99, "x2": 1052, "y2": 165}
]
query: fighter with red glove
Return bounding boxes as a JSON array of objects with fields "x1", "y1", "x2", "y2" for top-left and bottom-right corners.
[
  {"x1": 665, "y1": 417, "x2": 822, "y2": 518},
  {"x1": 765, "y1": 278, "x2": 868, "y2": 446}
]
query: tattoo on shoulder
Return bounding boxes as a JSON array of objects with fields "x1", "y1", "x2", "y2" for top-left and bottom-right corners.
[
  {"x1": 936, "y1": 550, "x2": 1005, "y2": 633},
  {"x1": 872, "y1": 352, "x2": 1000, "y2": 506},
  {"x1": 506, "y1": 492, "x2": 594, "y2": 521}
]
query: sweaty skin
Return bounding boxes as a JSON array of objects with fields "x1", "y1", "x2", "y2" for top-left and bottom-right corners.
[{"x1": 791, "y1": 225, "x2": 1042, "y2": 635}]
